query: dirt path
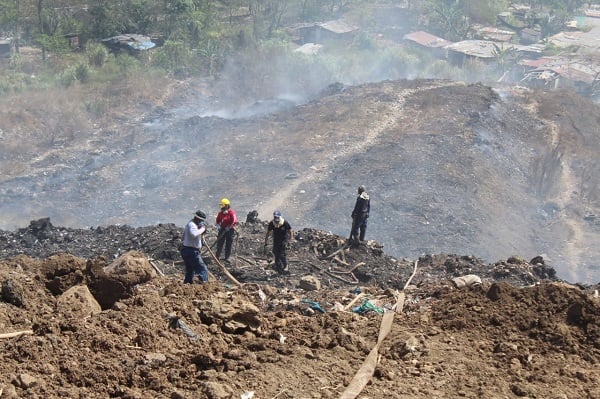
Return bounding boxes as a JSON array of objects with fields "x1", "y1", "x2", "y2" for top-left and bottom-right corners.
[
  {"x1": 256, "y1": 82, "x2": 461, "y2": 217},
  {"x1": 546, "y1": 118, "x2": 585, "y2": 279}
]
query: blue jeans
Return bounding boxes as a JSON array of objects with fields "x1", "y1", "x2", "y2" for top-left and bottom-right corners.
[{"x1": 181, "y1": 247, "x2": 209, "y2": 283}]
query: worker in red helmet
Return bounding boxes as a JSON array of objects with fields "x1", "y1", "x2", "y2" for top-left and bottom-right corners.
[{"x1": 215, "y1": 198, "x2": 238, "y2": 262}]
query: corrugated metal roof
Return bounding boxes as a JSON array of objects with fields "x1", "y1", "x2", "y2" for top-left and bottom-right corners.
[
  {"x1": 473, "y1": 25, "x2": 515, "y2": 42},
  {"x1": 101, "y1": 34, "x2": 156, "y2": 51},
  {"x1": 318, "y1": 20, "x2": 358, "y2": 34},
  {"x1": 294, "y1": 43, "x2": 323, "y2": 55},
  {"x1": 403, "y1": 31, "x2": 452, "y2": 48},
  {"x1": 585, "y1": 9, "x2": 600, "y2": 18},
  {"x1": 445, "y1": 40, "x2": 507, "y2": 58},
  {"x1": 521, "y1": 56, "x2": 599, "y2": 84},
  {"x1": 548, "y1": 24, "x2": 600, "y2": 52},
  {"x1": 446, "y1": 40, "x2": 541, "y2": 59}
]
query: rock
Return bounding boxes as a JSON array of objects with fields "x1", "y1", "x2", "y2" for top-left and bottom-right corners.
[
  {"x1": 1, "y1": 279, "x2": 25, "y2": 307},
  {"x1": 56, "y1": 285, "x2": 101, "y2": 318},
  {"x1": 15, "y1": 373, "x2": 38, "y2": 389},
  {"x1": 245, "y1": 211, "x2": 259, "y2": 223},
  {"x1": 104, "y1": 250, "x2": 156, "y2": 286},
  {"x1": 145, "y1": 352, "x2": 167, "y2": 364},
  {"x1": 299, "y1": 275, "x2": 320, "y2": 291},
  {"x1": 201, "y1": 381, "x2": 234, "y2": 399}
]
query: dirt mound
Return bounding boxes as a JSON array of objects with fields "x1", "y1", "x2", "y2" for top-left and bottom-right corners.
[{"x1": 1, "y1": 220, "x2": 599, "y2": 398}]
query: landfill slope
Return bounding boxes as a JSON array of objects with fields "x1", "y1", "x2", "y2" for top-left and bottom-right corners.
[{"x1": 0, "y1": 220, "x2": 599, "y2": 398}]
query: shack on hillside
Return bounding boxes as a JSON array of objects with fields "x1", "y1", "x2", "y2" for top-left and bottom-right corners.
[
  {"x1": 403, "y1": 31, "x2": 452, "y2": 58},
  {"x1": 445, "y1": 40, "x2": 502, "y2": 66},
  {"x1": 446, "y1": 40, "x2": 543, "y2": 68},
  {"x1": 290, "y1": 20, "x2": 358, "y2": 44},
  {"x1": 520, "y1": 56, "x2": 600, "y2": 97},
  {"x1": 101, "y1": 34, "x2": 156, "y2": 54}
]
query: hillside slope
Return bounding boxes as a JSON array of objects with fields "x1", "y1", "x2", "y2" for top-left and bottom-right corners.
[{"x1": 1, "y1": 79, "x2": 599, "y2": 282}]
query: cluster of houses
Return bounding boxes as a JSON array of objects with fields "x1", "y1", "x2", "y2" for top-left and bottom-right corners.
[
  {"x1": 1, "y1": 4, "x2": 599, "y2": 99},
  {"x1": 291, "y1": 4, "x2": 600, "y2": 100}
]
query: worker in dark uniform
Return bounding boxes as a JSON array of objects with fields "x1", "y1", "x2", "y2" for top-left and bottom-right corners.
[
  {"x1": 350, "y1": 185, "x2": 370, "y2": 243},
  {"x1": 264, "y1": 211, "x2": 293, "y2": 273}
]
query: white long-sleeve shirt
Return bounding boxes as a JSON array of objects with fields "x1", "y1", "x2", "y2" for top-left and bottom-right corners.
[{"x1": 182, "y1": 220, "x2": 206, "y2": 249}]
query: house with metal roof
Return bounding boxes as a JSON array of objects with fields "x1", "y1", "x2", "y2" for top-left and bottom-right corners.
[
  {"x1": 445, "y1": 40, "x2": 542, "y2": 67},
  {"x1": 290, "y1": 19, "x2": 358, "y2": 44},
  {"x1": 472, "y1": 25, "x2": 515, "y2": 43},
  {"x1": 403, "y1": 31, "x2": 452, "y2": 58},
  {"x1": 520, "y1": 56, "x2": 600, "y2": 96}
]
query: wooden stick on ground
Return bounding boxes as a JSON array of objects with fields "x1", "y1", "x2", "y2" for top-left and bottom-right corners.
[
  {"x1": 0, "y1": 330, "x2": 33, "y2": 339},
  {"x1": 349, "y1": 262, "x2": 365, "y2": 273},
  {"x1": 343, "y1": 293, "x2": 365, "y2": 311},
  {"x1": 148, "y1": 260, "x2": 165, "y2": 277},
  {"x1": 237, "y1": 256, "x2": 256, "y2": 266},
  {"x1": 203, "y1": 243, "x2": 242, "y2": 286},
  {"x1": 332, "y1": 255, "x2": 350, "y2": 266},
  {"x1": 324, "y1": 243, "x2": 350, "y2": 259}
]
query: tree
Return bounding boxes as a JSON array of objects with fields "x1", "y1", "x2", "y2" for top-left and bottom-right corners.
[
  {"x1": 0, "y1": 0, "x2": 18, "y2": 35},
  {"x1": 88, "y1": 1, "x2": 129, "y2": 38},
  {"x1": 427, "y1": 0, "x2": 471, "y2": 41},
  {"x1": 248, "y1": 0, "x2": 289, "y2": 39},
  {"x1": 492, "y1": 43, "x2": 520, "y2": 76}
]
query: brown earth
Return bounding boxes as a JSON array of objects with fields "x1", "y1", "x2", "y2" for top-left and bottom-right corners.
[{"x1": 1, "y1": 219, "x2": 599, "y2": 399}]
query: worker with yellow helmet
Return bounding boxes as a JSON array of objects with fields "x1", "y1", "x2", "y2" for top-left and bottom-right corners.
[{"x1": 215, "y1": 198, "x2": 238, "y2": 262}]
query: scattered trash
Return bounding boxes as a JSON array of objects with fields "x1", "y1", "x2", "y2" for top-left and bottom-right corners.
[
  {"x1": 301, "y1": 299, "x2": 326, "y2": 313},
  {"x1": 352, "y1": 300, "x2": 385, "y2": 314},
  {"x1": 241, "y1": 391, "x2": 254, "y2": 399},
  {"x1": 452, "y1": 274, "x2": 482, "y2": 288},
  {"x1": 258, "y1": 289, "x2": 267, "y2": 301},
  {"x1": 166, "y1": 314, "x2": 200, "y2": 341}
]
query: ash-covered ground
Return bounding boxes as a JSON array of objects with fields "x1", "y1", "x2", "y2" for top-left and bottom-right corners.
[{"x1": 0, "y1": 217, "x2": 571, "y2": 290}]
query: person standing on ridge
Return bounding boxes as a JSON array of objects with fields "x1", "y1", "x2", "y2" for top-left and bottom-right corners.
[
  {"x1": 264, "y1": 211, "x2": 293, "y2": 273},
  {"x1": 180, "y1": 210, "x2": 209, "y2": 283},
  {"x1": 350, "y1": 185, "x2": 370, "y2": 243},
  {"x1": 215, "y1": 198, "x2": 238, "y2": 262}
]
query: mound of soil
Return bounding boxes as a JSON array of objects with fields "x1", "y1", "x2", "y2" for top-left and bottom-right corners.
[{"x1": 1, "y1": 219, "x2": 599, "y2": 398}]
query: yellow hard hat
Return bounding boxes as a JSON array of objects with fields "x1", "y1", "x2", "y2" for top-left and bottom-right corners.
[{"x1": 219, "y1": 198, "x2": 230, "y2": 207}]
